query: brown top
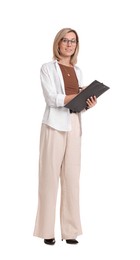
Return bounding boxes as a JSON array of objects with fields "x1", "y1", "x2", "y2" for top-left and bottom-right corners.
[{"x1": 59, "y1": 64, "x2": 79, "y2": 95}]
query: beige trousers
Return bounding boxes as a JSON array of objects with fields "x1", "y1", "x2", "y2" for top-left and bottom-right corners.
[{"x1": 33, "y1": 114, "x2": 82, "y2": 239}]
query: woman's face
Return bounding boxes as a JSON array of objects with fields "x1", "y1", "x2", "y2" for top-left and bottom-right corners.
[{"x1": 58, "y1": 32, "x2": 77, "y2": 58}]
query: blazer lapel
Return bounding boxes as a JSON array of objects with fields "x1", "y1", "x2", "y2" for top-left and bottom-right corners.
[{"x1": 55, "y1": 61, "x2": 65, "y2": 94}]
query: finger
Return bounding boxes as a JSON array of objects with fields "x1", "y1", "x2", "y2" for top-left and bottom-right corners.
[
  {"x1": 86, "y1": 99, "x2": 92, "y2": 105},
  {"x1": 86, "y1": 96, "x2": 97, "y2": 108},
  {"x1": 93, "y1": 96, "x2": 97, "y2": 103},
  {"x1": 88, "y1": 97, "x2": 95, "y2": 105},
  {"x1": 89, "y1": 96, "x2": 97, "y2": 103}
]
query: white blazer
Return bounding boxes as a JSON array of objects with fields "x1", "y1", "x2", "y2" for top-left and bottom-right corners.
[{"x1": 40, "y1": 60, "x2": 83, "y2": 131}]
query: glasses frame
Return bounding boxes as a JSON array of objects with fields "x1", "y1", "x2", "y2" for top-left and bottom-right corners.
[{"x1": 61, "y1": 38, "x2": 78, "y2": 46}]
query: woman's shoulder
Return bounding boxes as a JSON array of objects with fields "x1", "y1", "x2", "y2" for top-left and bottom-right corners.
[
  {"x1": 41, "y1": 60, "x2": 57, "y2": 69},
  {"x1": 40, "y1": 60, "x2": 58, "y2": 75}
]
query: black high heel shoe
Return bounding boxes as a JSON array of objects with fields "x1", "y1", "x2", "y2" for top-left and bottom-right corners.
[
  {"x1": 62, "y1": 239, "x2": 79, "y2": 244},
  {"x1": 44, "y1": 238, "x2": 55, "y2": 245}
]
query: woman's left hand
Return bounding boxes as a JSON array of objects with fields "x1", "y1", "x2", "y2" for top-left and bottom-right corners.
[{"x1": 86, "y1": 96, "x2": 97, "y2": 109}]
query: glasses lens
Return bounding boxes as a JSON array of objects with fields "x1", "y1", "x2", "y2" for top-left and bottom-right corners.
[
  {"x1": 62, "y1": 38, "x2": 77, "y2": 45},
  {"x1": 71, "y1": 39, "x2": 77, "y2": 44}
]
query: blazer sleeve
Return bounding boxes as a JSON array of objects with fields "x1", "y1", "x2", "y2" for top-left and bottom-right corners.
[{"x1": 40, "y1": 64, "x2": 65, "y2": 107}]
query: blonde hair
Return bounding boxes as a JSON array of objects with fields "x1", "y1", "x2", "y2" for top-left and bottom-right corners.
[{"x1": 53, "y1": 28, "x2": 79, "y2": 65}]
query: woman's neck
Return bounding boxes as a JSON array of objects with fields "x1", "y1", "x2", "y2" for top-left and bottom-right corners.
[{"x1": 58, "y1": 58, "x2": 72, "y2": 67}]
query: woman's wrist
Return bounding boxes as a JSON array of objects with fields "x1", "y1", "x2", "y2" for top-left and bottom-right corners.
[{"x1": 64, "y1": 94, "x2": 77, "y2": 105}]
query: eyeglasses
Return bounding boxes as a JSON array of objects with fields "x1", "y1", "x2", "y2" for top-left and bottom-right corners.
[{"x1": 61, "y1": 38, "x2": 77, "y2": 45}]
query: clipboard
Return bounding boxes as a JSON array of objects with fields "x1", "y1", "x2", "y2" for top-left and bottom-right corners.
[{"x1": 65, "y1": 80, "x2": 110, "y2": 112}]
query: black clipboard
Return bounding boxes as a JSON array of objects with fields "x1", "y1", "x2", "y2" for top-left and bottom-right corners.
[{"x1": 65, "y1": 80, "x2": 110, "y2": 112}]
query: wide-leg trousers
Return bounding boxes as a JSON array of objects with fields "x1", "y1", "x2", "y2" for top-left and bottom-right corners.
[{"x1": 33, "y1": 113, "x2": 82, "y2": 239}]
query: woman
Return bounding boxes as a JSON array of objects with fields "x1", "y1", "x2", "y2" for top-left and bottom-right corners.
[{"x1": 33, "y1": 28, "x2": 97, "y2": 245}]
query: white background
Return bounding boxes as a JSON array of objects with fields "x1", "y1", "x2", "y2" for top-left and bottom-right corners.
[{"x1": 0, "y1": 0, "x2": 140, "y2": 259}]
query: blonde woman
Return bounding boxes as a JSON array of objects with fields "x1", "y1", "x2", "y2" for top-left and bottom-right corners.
[{"x1": 33, "y1": 28, "x2": 97, "y2": 245}]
